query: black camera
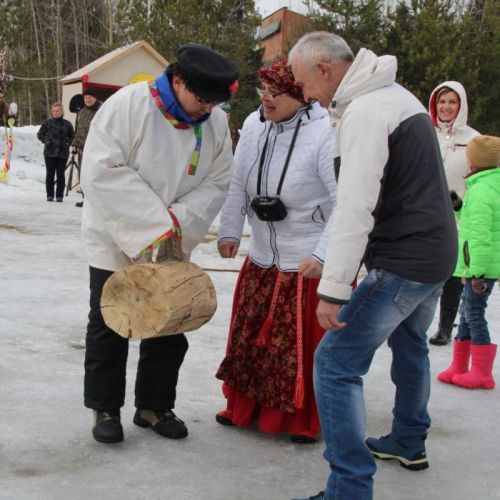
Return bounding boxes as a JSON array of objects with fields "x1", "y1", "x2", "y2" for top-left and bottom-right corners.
[{"x1": 250, "y1": 196, "x2": 288, "y2": 221}]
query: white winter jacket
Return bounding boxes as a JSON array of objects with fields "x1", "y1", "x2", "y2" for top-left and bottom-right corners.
[
  {"x1": 319, "y1": 49, "x2": 457, "y2": 302},
  {"x1": 218, "y1": 102, "x2": 337, "y2": 271},
  {"x1": 81, "y1": 81, "x2": 233, "y2": 271},
  {"x1": 429, "y1": 81, "x2": 479, "y2": 197}
]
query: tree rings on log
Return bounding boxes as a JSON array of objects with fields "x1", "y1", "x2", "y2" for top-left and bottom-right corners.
[{"x1": 101, "y1": 261, "x2": 217, "y2": 339}]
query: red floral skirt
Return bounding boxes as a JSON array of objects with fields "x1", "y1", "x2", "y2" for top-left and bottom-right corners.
[{"x1": 215, "y1": 258, "x2": 326, "y2": 437}]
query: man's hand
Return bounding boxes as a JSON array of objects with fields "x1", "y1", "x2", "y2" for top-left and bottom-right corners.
[
  {"x1": 218, "y1": 241, "x2": 239, "y2": 258},
  {"x1": 471, "y1": 278, "x2": 488, "y2": 294},
  {"x1": 316, "y1": 300, "x2": 347, "y2": 330},
  {"x1": 298, "y1": 257, "x2": 323, "y2": 279}
]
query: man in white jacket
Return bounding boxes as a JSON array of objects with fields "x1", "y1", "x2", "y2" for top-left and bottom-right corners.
[
  {"x1": 289, "y1": 32, "x2": 457, "y2": 500},
  {"x1": 81, "y1": 43, "x2": 238, "y2": 444}
]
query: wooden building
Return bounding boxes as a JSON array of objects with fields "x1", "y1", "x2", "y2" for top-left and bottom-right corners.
[
  {"x1": 60, "y1": 41, "x2": 168, "y2": 125},
  {"x1": 258, "y1": 7, "x2": 312, "y2": 64}
]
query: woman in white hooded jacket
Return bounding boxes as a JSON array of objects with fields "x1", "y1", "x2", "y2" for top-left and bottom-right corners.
[
  {"x1": 428, "y1": 81, "x2": 479, "y2": 345},
  {"x1": 215, "y1": 59, "x2": 337, "y2": 442}
]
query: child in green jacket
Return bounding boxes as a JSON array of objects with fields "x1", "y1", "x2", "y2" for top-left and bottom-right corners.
[{"x1": 438, "y1": 134, "x2": 500, "y2": 389}]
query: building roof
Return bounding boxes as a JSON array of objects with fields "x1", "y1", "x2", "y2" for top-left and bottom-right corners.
[
  {"x1": 260, "y1": 6, "x2": 310, "y2": 23},
  {"x1": 60, "y1": 41, "x2": 168, "y2": 84}
]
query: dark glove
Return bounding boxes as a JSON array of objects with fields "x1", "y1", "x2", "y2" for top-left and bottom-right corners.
[
  {"x1": 450, "y1": 190, "x2": 462, "y2": 211},
  {"x1": 471, "y1": 278, "x2": 488, "y2": 294}
]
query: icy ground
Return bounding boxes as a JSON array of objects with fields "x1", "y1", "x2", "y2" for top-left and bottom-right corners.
[{"x1": 0, "y1": 128, "x2": 499, "y2": 500}]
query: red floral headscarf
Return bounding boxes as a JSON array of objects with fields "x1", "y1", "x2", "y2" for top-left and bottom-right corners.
[{"x1": 259, "y1": 57, "x2": 306, "y2": 104}]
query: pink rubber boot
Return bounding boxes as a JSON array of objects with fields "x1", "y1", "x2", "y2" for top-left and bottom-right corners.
[
  {"x1": 437, "y1": 339, "x2": 471, "y2": 384},
  {"x1": 452, "y1": 343, "x2": 496, "y2": 389}
]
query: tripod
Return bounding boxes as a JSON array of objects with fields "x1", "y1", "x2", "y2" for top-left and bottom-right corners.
[{"x1": 65, "y1": 153, "x2": 80, "y2": 196}]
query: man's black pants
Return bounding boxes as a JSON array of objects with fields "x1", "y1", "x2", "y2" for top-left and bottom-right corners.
[{"x1": 84, "y1": 267, "x2": 189, "y2": 411}]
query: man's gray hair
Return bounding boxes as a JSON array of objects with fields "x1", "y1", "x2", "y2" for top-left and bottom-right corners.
[{"x1": 289, "y1": 31, "x2": 354, "y2": 69}]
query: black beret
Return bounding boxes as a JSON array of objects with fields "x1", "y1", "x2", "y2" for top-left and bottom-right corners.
[{"x1": 176, "y1": 43, "x2": 239, "y2": 102}]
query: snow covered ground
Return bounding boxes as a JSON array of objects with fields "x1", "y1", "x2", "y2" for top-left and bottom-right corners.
[{"x1": 1, "y1": 128, "x2": 499, "y2": 500}]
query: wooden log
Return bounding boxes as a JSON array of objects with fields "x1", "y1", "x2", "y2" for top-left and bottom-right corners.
[{"x1": 100, "y1": 261, "x2": 217, "y2": 339}]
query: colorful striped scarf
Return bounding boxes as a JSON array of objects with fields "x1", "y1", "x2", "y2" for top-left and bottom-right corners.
[{"x1": 150, "y1": 73, "x2": 209, "y2": 176}]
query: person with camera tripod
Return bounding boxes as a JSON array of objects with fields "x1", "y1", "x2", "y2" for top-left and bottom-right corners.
[
  {"x1": 71, "y1": 88, "x2": 101, "y2": 207},
  {"x1": 215, "y1": 58, "x2": 337, "y2": 443}
]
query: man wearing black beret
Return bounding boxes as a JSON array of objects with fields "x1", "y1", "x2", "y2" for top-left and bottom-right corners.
[
  {"x1": 71, "y1": 87, "x2": 102, "y2": 207},
  {"x1": 80, "y1": 43, "x2": 239, "y2": 444}
]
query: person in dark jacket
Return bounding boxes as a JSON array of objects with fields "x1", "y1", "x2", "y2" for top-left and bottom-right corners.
[
  {"x1": 37, "y1": 103, "x2": 74, "y2": 202},
  {"x1": 289, "y1": 32, "x2": 457, "y2": 500},
  {"x1": 71, "y1": 88, "x2": 102, "y2": 207}
]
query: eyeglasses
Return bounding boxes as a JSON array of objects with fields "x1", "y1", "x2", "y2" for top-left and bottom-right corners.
[
  {"x1": 194, "y1": 94, "x2": 221, "y2": 108},
  {"x1": 256, "y1": 86, "x2": 286, "y2": 99}
]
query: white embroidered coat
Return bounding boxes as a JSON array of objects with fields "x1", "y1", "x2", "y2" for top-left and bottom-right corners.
[{"x1": 81, "y1": 81, "x2": 233, "y2": 271}]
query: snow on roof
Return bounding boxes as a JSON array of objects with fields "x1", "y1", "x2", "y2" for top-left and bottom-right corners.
[{"x1": 60, "y1": 40, "x2": 168, "y2": 84}]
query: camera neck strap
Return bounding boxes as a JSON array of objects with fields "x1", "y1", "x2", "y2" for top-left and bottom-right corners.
[{"x1": 256, "y1": 115, "x2": 303, "y2": 196}]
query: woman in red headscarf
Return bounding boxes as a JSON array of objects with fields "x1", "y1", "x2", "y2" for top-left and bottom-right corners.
[{"x1": 215, "y1": 59, "x2": 337, "y2": 442}]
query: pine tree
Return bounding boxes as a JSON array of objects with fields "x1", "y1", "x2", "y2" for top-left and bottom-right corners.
[
  {"x1": 383, "y1": 1, "x2": 465, "y2": 105},
  {"x1": 308, "y1": 0, "x2": 388, "y2": 53},
  {"x1": 307, "y1": 0, "x2": 500, "y2": 134},
  {"x1": 460, "y1": 0, "x2": 500, "y2": 134},
  {"x1": 0, "y1": 0, "x2": 119, "y2": 124},
  {"x1": 115, "y1": 0, "x2": 262, "y2": 128}
]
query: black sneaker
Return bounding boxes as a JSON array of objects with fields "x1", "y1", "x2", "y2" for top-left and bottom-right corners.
[
  {"x1": 75, "y1": 201, "x2": 83, "y2": 207},
  {"x1": 133, "y1": 409, "x2": 188, "y2": 439},
  {"x1": 366, "y1": 434, "x2": 429, "y2": 470},
  {"x1": 92, "y1": 410, "x2": 124, "y2": 443},
  {"x1": 215, "y1": 412, "x2": 234, "y2": 426},
  {"x1": 291, "y1": 492, "x2": 325, "y2": 500},
  {"x1": 290, "y1": 434, "x2": 318, "y2": 444}
]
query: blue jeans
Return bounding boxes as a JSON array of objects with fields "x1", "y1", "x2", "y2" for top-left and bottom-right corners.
[
  {"x1": 314, "y1": 269, "x2": 442, "y2": 500},
  {"x1": 455, "y1": 278, "x2": 496, "y2": 345}
]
